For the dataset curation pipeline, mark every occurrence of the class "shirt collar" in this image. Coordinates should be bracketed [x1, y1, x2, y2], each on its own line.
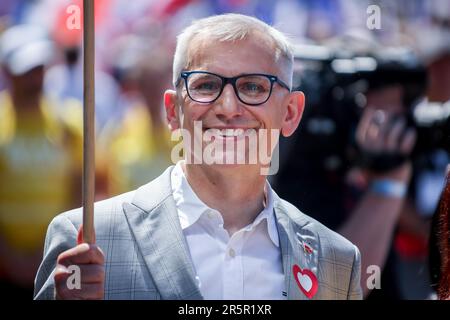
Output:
[171, 161, 209, 229]
[170, 161, 279, 247]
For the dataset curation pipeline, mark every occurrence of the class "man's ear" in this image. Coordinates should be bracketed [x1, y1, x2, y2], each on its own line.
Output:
[281, 91, 305, 137]
[164, 90, 181, 131]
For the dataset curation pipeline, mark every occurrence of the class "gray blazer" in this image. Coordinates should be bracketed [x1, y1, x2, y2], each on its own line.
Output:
[34, 166, 362, 300]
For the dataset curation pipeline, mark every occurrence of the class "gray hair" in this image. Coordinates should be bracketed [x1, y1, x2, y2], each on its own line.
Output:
[172, 13, 294, 88]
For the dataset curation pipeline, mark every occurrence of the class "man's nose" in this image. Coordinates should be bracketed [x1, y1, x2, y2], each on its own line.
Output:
[213, 83, 243, 120]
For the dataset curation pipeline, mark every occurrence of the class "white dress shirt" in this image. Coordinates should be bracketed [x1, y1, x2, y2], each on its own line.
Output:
[171, 161, 285, 300]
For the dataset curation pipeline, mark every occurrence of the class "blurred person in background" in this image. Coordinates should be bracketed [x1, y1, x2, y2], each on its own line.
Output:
[99, 34, 174, 196]
[417, 19, 450, 300]
[274, 30, 448, 299]
[0, 19, 6, 92]
[429, 166, 449, 300]
[343, 84, 421, 300]
[44, 0, 121, 133]
[0, 24, 83, 298]
[347, 80, 437, 300]
[0, 0, 42, 26]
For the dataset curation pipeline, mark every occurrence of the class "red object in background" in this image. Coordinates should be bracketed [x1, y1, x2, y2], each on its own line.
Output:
[229, 0, 249, 6]
[395, 232, 429, 259]
[152, 0, 196, 20]
[53, 0, 109, 47]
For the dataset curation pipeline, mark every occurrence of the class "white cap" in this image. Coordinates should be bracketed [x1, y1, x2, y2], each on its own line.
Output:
[0, 24, 53, 75]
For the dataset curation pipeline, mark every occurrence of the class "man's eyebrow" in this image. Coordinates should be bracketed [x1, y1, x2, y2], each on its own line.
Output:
[214, 71, 278, 77]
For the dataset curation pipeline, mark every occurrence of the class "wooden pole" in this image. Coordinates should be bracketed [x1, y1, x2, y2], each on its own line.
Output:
[82, 0, 95, 244]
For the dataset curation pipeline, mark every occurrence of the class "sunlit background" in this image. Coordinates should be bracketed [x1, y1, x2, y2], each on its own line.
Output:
[0, 0, 449, 300]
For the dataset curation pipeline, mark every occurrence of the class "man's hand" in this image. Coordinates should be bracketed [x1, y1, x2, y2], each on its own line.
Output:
[54, 226, 104, 300]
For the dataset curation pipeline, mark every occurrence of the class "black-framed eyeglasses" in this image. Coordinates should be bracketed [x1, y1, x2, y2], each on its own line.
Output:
[178, 71, 291, 106]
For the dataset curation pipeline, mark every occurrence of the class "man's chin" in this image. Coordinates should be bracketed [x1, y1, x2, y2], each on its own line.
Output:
[183, 150, 274, 176]
[199, 161, 263, 173]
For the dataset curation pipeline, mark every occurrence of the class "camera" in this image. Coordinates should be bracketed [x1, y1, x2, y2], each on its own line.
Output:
[290, 44, 450, 173]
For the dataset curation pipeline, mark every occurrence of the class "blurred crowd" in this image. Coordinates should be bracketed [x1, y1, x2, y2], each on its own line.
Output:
[0, 0, 449, 299]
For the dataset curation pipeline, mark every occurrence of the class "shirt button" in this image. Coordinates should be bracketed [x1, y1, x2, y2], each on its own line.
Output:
[207, 212, 215, 219]
[228, 248, 236, 258]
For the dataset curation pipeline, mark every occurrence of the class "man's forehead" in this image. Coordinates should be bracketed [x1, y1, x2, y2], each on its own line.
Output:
[186, 35, 280, 74]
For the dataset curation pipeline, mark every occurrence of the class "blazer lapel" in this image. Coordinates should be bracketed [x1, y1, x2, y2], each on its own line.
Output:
[123, 166, 203, 300]
[273, 194, 320, 300]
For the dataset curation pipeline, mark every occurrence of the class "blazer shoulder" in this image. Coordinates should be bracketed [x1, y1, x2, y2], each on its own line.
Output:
[55, 190, 137, 232]
[276, 197, 359, 261]
[49, 165, 175, 240]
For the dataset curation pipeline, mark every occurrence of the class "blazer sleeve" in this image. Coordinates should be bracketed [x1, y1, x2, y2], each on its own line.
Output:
[347, 244, 363, 300]
[33, 214, 78, 300]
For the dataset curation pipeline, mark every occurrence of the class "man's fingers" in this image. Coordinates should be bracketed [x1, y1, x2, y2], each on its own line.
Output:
[57, 243, 104, 267]
[77, 223, 96, 244]
[77, 224, 83, 244]
[54, 242, 105, 300]
[81, 264, 105, 283]
[55, 263, 104, 283]
[55, 280, 104, 300]
[73, 283, 104, 300]
[54, 263, 105, 300]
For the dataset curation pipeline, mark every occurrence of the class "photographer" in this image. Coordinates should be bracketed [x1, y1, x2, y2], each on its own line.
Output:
[341, 84, 422, 299]
[274, 41, 449, 299]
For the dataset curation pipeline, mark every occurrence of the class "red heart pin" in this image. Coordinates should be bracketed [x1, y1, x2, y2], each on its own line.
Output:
[293, 264, 318, 299]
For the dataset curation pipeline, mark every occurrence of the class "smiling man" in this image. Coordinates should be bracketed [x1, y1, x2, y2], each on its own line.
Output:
[34, 14, 362, 300]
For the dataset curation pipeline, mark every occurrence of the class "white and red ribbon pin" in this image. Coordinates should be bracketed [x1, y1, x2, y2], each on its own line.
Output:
[293, 264, 318, 299]
[302, 241, 313, 254]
